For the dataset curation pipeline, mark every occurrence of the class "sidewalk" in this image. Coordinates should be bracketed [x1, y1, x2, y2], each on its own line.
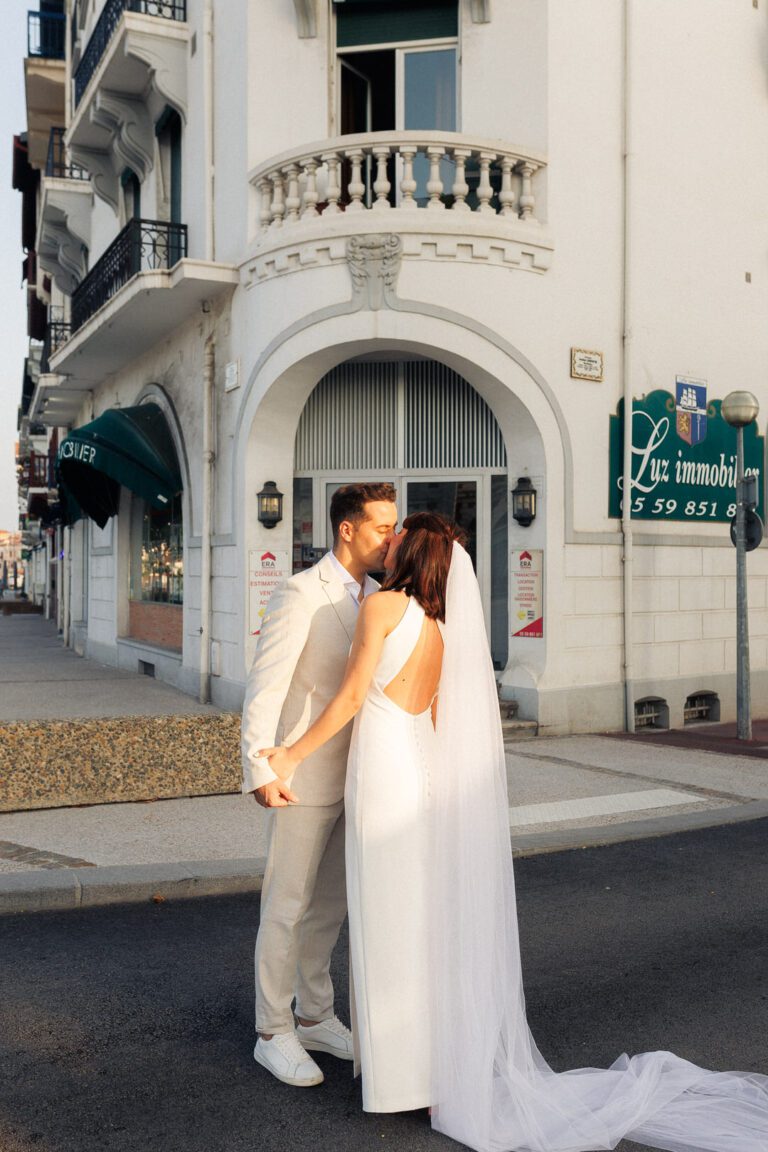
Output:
[1, 616, 767, 913]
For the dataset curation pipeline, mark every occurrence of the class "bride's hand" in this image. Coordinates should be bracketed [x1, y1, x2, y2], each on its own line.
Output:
[258, 745, 300, 781]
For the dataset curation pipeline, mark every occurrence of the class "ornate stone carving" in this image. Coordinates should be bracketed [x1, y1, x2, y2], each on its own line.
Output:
[92, 90, 154, 182]
[66, 143, 120, 212]
[127, 28, 188, 120]
[37, 183, 92, 294]
[38, 219, 87, 295]
[346, 234, 403, 310]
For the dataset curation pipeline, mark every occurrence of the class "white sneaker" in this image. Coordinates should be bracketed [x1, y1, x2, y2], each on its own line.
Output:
[296, 1015, 354, 1061]
[254, 1032, 324, 1087]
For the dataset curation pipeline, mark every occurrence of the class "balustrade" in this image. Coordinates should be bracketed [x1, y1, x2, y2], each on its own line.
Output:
[71, 218, 187, 333]
[251, 133, 544, 233]
[41, 320, 72, 372]
[74, 0, 186, 107]
[23, 454, 56, 490]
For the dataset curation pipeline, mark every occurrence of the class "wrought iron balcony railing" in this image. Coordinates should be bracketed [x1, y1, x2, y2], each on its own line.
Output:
[71, 218, 187, 333]
[27, 10, 66, 59]
[74, 0, 187, 108]
[19, 453, 56, 490]
[41, 320, 72, 372]
[46, 128, 89, 181]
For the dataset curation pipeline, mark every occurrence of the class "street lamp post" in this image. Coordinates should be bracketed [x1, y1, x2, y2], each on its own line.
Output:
[721, 391, 760, 740]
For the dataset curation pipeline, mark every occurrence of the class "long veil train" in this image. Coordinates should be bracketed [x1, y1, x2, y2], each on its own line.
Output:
[430, 543, 768, 1152]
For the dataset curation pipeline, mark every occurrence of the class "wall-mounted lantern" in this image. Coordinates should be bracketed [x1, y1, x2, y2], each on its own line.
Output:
[257, 481, 283, 529]
[511, 476, 537, 527]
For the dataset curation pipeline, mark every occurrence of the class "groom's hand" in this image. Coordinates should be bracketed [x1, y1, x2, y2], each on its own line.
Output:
[252, 780, 300, 808]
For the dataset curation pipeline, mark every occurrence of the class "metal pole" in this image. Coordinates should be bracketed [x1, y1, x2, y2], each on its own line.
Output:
[735, 425, 751, 740]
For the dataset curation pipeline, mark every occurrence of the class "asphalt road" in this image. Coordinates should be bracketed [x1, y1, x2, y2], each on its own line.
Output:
[1, 819, 766, 1152]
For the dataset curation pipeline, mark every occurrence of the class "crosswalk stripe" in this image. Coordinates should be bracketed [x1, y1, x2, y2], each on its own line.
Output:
[509, 788, 708, 828]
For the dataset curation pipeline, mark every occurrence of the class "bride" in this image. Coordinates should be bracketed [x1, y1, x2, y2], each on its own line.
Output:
[261, 512, 768, 1152]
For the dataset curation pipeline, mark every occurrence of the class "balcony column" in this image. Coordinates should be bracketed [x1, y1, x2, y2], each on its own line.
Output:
[426, 146, 446, 210]
[270, 172, 286, 228]
[301, 159, 320, 218]
[372, 145, 391, 210]
[518, 160, 538, 220]
[321, 152, 342, 214]
[477, 151, 497, 215]
[345, 149, 366, 212]
[258, 176, 274, 229]
[284, 164, 301, 223]
[452, 147, 471, 212]
[498, 155, 517, 217]
[399, 146, 418, 210]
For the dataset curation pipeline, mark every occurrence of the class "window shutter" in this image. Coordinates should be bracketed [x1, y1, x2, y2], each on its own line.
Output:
[336, 0, 457, 48]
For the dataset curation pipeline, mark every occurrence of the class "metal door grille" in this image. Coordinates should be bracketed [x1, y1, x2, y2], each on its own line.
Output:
[404, 361, 506, 469]
[294, 361, 398, 470]
[294, 360, 506, 471]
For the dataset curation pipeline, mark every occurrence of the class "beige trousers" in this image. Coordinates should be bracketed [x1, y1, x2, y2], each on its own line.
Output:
[255, 800, 347, 1034]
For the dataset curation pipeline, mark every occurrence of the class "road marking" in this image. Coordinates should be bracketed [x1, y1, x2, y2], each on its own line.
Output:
[509, 788, 709, 828]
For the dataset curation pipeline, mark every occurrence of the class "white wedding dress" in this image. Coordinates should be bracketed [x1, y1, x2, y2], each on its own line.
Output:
[345, 594, 436, 1112]
[346, 548, 768, 1150]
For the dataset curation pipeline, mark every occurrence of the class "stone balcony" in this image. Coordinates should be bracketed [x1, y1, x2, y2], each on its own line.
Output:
[66, 0, 189, 212]
[246, 131, 551, 286]
[37, 130, 92, 296]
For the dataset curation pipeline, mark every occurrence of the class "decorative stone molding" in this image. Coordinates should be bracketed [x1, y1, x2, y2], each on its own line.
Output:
[346, 234, 402, 310]
[245, 225, 552, 286]
[293, 0, 317, 38]
[37, 182, 92, 295]
[92, 90, 154, 181]
[38, 220, 86, 295]
[125, 27, 189, 121]
[65, 143, 120, 213]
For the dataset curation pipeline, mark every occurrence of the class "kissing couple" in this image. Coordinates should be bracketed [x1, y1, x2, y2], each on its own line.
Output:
[242, 482, 767, 1151]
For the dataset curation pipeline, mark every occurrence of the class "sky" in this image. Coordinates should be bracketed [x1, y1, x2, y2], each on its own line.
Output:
[0, 1, 37, 533]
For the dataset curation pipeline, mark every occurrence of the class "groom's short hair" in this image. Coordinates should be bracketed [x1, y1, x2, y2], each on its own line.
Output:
[330, 483, 397, 543]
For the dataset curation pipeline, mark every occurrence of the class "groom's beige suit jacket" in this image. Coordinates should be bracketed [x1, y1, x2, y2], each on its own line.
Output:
[241, 552, 365, 806]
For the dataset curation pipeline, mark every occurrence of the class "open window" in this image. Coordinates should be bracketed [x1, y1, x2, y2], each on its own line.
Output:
[336, 0, 458, 205]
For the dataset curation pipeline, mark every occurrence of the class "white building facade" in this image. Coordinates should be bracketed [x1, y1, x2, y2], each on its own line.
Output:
[20, 0, 768, 733]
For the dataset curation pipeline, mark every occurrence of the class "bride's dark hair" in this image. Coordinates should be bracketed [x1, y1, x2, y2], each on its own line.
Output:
[380, 512, 467, 621]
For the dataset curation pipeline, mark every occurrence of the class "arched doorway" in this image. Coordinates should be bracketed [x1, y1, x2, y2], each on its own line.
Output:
[293, 357, 509, 667]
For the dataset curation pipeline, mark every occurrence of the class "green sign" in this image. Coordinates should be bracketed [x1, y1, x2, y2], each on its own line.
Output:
[609, 391, 765, 523]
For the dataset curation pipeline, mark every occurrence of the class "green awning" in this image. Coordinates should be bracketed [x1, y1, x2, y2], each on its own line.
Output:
[57, 403, 181, 528]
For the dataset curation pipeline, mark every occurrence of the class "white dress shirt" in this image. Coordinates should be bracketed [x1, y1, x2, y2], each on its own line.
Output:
[326, 550, 378, 608]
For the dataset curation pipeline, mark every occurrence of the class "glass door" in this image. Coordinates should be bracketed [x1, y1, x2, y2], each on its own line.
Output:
[397, 46, 457, 205]
[340, 59, 374, 206]
[405, 479, 476, 568]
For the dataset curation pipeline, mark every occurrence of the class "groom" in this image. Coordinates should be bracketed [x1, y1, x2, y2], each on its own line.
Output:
[241, 482, 398, 1088]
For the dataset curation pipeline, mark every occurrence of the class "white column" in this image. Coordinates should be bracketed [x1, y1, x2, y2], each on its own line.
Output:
[452, 147, 471, 212]
[426, 145, 446, 209]
[345, 148, 366, 211]
[321, 151, 342, 213]
[372, 145, 391, 210]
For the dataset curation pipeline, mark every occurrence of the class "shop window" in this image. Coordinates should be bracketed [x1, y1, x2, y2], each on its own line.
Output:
[130, 493, 183, 604]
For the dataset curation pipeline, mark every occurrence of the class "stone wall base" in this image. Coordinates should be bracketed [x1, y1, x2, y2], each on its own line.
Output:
[0, 714, 241, 812]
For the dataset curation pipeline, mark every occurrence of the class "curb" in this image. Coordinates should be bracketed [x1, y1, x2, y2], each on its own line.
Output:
[0, 856, 266, 916]
[2, 802, 767, 916]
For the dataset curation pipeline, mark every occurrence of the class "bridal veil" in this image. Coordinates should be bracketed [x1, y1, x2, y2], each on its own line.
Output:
[429, 542, 768, 1152]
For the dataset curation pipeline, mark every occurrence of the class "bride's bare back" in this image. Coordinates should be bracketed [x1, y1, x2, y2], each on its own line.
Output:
[380, 592, 443, 715]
